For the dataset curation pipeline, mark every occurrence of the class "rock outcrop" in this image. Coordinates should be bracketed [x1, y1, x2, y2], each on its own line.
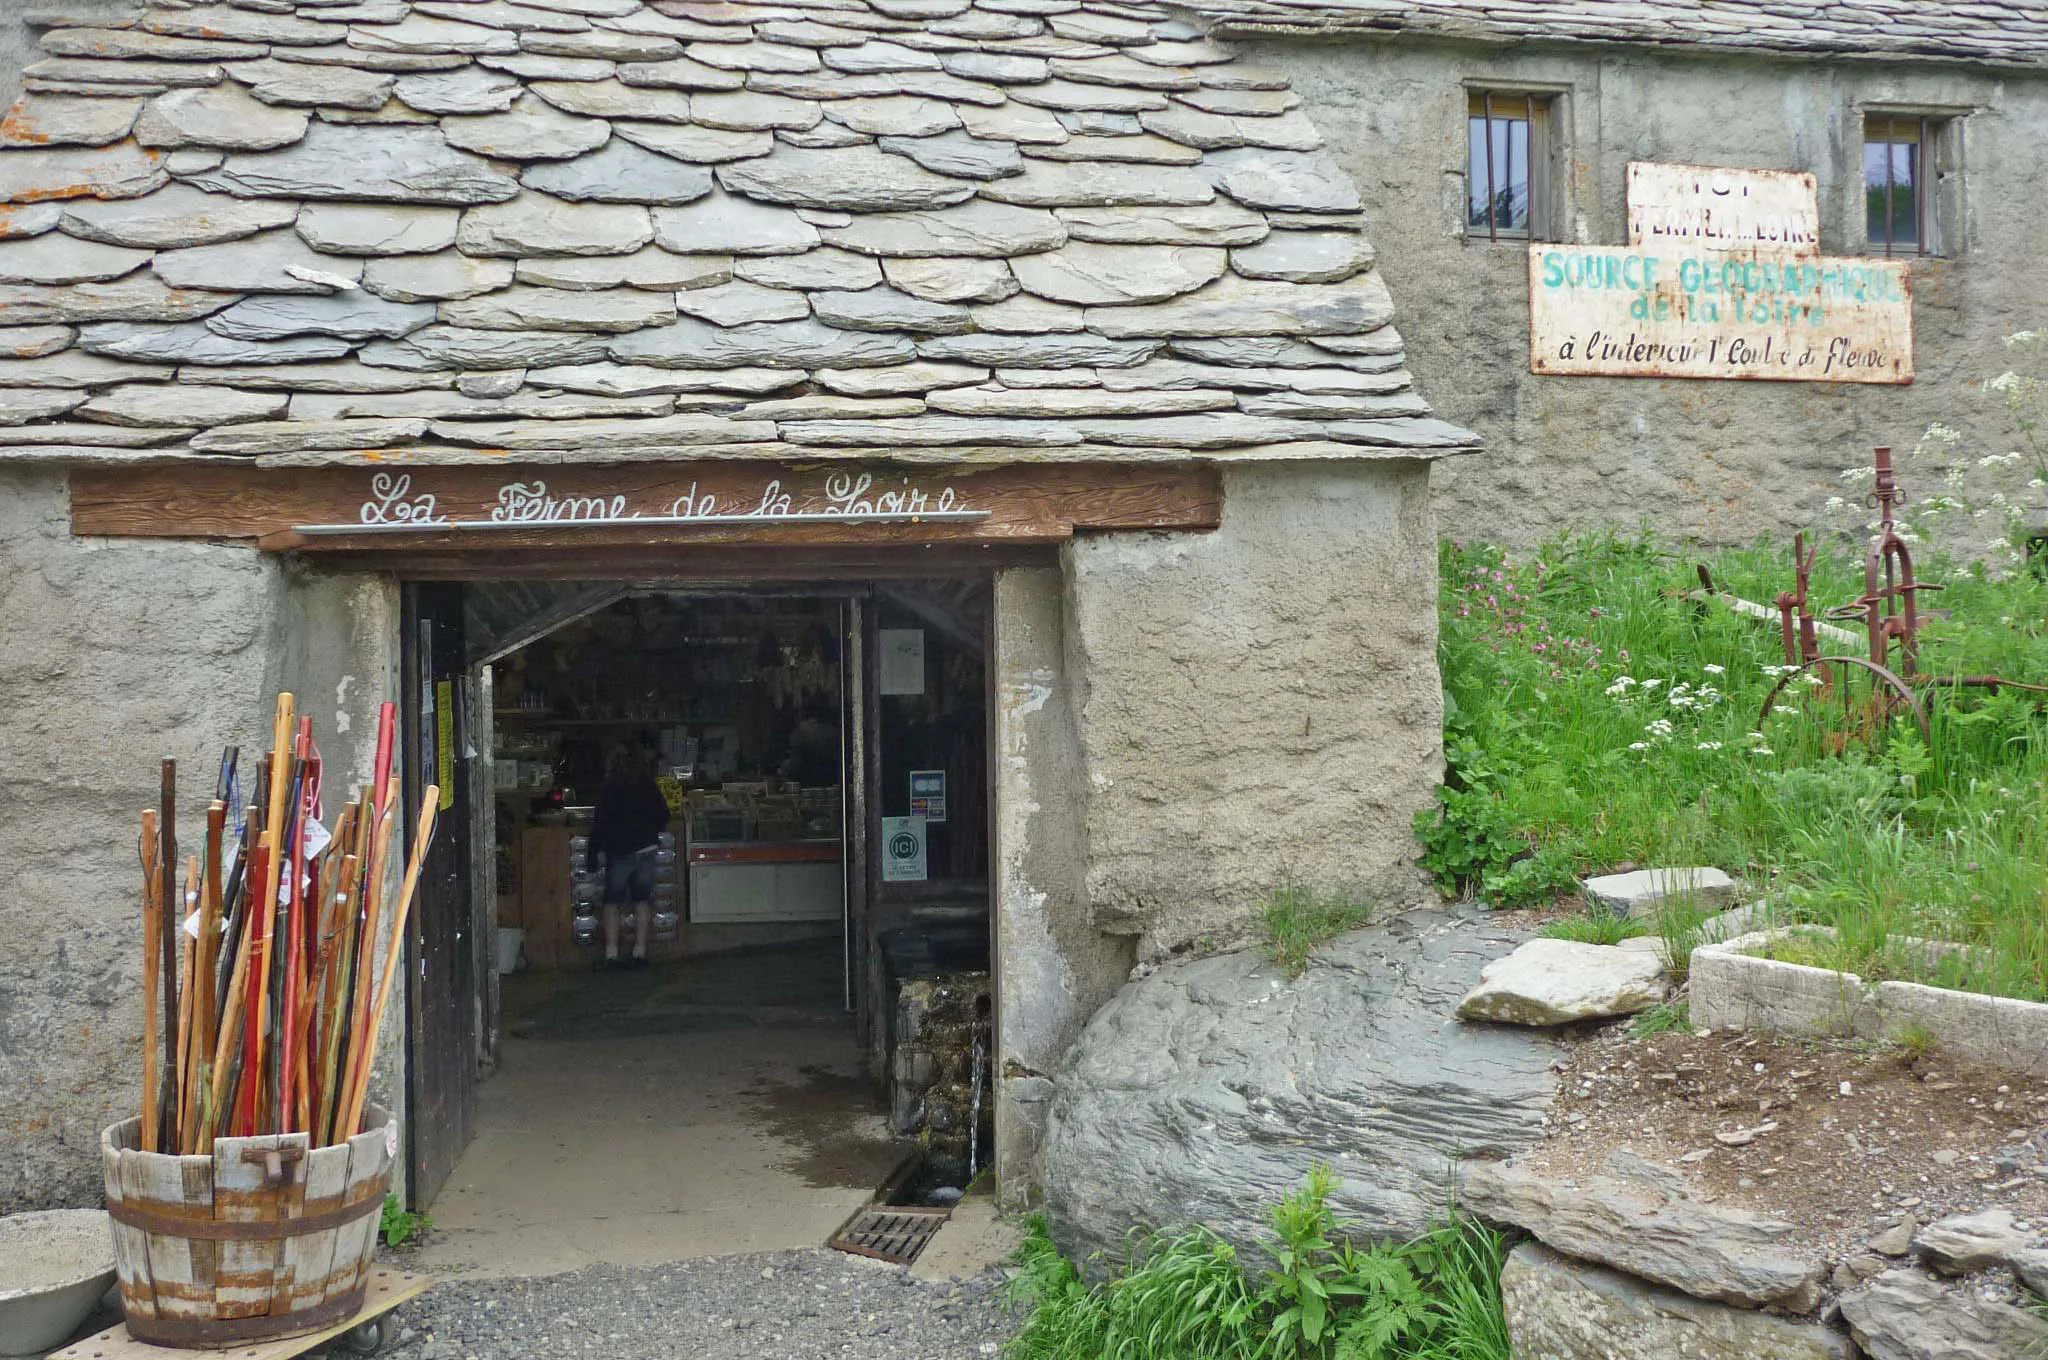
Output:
[1840, 1268, 2048, 1360]
[1041, 906, 1556, 1263]
[1455, 937, 1668, 1026]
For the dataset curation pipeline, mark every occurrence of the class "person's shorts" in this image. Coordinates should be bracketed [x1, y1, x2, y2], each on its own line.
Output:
[602, 847, 657, 904]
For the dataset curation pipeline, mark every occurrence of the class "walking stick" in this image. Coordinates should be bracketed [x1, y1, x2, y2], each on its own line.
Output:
[339, 792, 437, 1142]
[249, 694, 295, 1133]
[157, 761, 179, 1152]
[139, 813, 161, 1154]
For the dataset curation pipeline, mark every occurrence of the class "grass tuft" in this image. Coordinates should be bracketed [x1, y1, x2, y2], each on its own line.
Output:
[1261, 886, 1373, 978]
[1541, 908, 1646, 946]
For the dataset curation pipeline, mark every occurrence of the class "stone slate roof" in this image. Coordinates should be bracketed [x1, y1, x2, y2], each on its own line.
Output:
[0, 0, 1471, 469]
[1190, 0, 2048, 70]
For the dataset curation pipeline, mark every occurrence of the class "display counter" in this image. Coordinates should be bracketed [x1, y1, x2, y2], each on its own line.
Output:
[687, 838, 842, 923]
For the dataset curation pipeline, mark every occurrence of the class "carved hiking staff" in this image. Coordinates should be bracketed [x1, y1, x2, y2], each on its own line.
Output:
[157, 759, 179, 1152]
[139, 811, 162, 1155]
[339, 790, 438, 1143]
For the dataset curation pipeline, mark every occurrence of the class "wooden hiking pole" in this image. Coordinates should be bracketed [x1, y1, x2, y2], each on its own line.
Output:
[139, 812, 162, 1154]
[339, 791, 437, 1142]
[193, 801, 226, 1151]
[315, 850, 362, 1146]
[249, 694, 295, 1133]
[336, 805, 397, 1142]
[174, 857, 200, 1153]
[209, 836, 268, 1138]
[157, 761, 179, 1152]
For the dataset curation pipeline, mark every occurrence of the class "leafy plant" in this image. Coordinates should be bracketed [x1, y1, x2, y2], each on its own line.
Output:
[1263, 886, 1374, 978]
[1631, 1000, 1691, 1038]
[379, 1194, 431, 1249]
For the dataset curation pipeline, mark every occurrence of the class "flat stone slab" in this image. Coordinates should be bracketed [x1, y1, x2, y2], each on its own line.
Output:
[715, 146, 978, 213]
[296, 205, 459, 256]
[1456, 938, 1668, 1026]
[205, 293, 436, 342]
[457, 197, 653, 256]
[651, 190, 820, 256]
[1502, 1242, 1850, 1360]
[1913, 1210, 2035, 1276]
[1840, 1268, 2048, 1360]
[1692, 926, 2048, 1077]
[152, 229, 363, 294]
[1584, 867, 1741, 916]
[185, 124, 519, 205]
[1466, 1154, 1823, 1311]
[1011, 241, 1226, 306]
[522, 140, 713, 204]
[135, 83, 311, 149]
[77, 383, 286, 427]
[1, 95, 141, 148]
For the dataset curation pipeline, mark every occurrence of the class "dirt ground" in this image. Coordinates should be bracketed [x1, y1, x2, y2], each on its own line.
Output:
[1534, 1019, 2048, 1264]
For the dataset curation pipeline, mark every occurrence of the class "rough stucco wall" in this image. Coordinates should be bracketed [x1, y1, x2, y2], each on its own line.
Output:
[1064, 460, 1443, 956]
[1262, 37, 2048, 549]
[990, 567, 1132, 1208]
[0, 467, 277, 1210]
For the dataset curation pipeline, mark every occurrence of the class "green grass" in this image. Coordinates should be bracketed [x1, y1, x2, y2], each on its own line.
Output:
[1540, 907, 1646, 945]
[1005, 1168, 1513, 1360]
[1424, 518, 2048, 1001]
[1262, 886, 1374, 978]
[1631, 1001, 1692, 1038]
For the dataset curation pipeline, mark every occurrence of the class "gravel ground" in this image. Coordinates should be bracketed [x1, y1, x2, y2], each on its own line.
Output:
[384, 1249, 1018, 1360]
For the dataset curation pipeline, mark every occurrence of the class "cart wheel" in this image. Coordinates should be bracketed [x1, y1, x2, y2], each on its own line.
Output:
[337, 1317, 385, 1355]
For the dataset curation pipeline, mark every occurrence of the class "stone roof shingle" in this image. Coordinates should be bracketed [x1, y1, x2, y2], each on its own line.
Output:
[0, 0, 1472, 469]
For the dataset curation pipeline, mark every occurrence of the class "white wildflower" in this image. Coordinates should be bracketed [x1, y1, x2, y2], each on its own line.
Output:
[1628, 741, 1652, 751]
[1773, 704, 1798, 715]
[1703, 663, 1726, 675]
[1640, 678, 1663, 691]
[1696, 741, 1723, 751]
[1988, 371, 2022, 392]
[1750, 746, 1776, 757]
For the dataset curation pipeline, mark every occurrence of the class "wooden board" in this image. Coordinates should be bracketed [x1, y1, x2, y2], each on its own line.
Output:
[69, 462, 1224, 552]
[50, 1269, 432, 1360]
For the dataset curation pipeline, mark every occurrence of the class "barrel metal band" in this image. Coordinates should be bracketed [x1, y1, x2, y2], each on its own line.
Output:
[107, 1194, 382, 1240]
[124, 1287, 367, 1347]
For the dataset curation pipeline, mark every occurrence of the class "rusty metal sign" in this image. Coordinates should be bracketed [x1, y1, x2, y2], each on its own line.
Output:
[1527, 244, 1914, 384]
[1626, 162, 1820, 253]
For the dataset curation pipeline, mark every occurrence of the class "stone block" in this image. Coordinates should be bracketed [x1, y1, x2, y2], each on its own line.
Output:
[1840, 1268, 2048, 1360]
[1456, 938, 1668, 1026]
[1583, 867, 1741, 916]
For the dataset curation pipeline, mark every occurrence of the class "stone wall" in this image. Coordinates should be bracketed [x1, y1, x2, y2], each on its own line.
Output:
[1257, 36, 2048, 551]
[1063, 459, 1443, 957]
[0, 465, 403, 1210]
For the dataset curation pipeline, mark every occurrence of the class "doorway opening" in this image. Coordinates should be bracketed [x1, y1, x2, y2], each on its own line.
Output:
[399, 578, 994, 1273]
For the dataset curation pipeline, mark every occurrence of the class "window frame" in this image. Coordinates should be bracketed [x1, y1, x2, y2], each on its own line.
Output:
[1463, 86, 1561, 244]
[1860, 110, 1963, 259]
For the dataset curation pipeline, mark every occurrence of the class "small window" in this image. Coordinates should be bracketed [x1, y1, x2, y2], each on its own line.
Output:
[1467, 90, 1553, 241]
[1864, 114, 1947, 256]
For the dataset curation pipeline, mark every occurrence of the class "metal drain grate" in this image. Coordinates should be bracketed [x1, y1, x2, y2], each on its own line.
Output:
[828, 1205, 951, 1265]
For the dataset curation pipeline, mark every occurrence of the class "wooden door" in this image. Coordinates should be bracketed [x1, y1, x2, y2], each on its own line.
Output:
[401, 582, 477, 1208]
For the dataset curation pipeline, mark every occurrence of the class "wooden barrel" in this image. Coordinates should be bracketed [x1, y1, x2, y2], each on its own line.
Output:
[98, 1106, 396, 1349]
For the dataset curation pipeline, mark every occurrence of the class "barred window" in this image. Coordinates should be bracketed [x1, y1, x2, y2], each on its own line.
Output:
[1864, 114, 1948, 256]
[1467, 90, 1553, 241]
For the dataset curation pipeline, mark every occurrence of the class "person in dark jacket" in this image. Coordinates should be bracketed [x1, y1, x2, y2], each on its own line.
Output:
[588, 740, 671, 966]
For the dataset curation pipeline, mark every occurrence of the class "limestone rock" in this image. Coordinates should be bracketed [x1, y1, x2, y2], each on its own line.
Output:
[812, 286, 971, 334]
[822, 200, 1065, 258]
[1012, 242, 1226, 306]
[522, 140, 712, 203]
[734, 249, 880, 292]
[532, 80, 694, 124]
[1057, 203, 1268, 246]
[190, 418, 430, 453]
[227, 59, 397, 112]
[980, 160, 1214, 208]
[205, 293, 436, 341]
[79, 322, 353, 366]
[1456, 939, 1668, 1025]
[1840, 1269, 2048, 1360]
[186, 124, 520, 205]
[442, 97, 612, 161]
[650, 189, 818, 255]
[0, 142, 169, 204]
[529, 361, 803, 396]
[77, 384, 287, 427]
[1501, 1243, 1851, 1360]
[363, 252, 516, 302]
[0, 235, 150, 285]
[364, 325, 611, 370]
[918, 332, 1158, 369]
[154, 230, 363, 295]
[813, 361, 988, 396]
[715, 146, 975, 213]
[518, 248, 729, 291]
[674, 280, 809, 326]
[0, 276, 227, 325]
[1044, 907, 1556, 1264]
[613, 121, 773, 164]
[393, 67, 525, 115]
[296, 205, 458, 256]
[1089, 273, 1395, 340]
[611, 315, 913, 369]
[1231, 232, 1373, 284]
[59, 187, 297, 252]
[1, 95, 141, 148]
[883, 258, 1016, 304]
[1584, 868, 1742, 916]
[0, 388, 87, 421]
[457, 196, 652, 256]
[1913, 1210, 2034, 1276]
[1201, 148, 1362, 214]
[1464, 1156, 1820, 1310]
[876, 132, 1022, 181]
[135, 86, 312, 152]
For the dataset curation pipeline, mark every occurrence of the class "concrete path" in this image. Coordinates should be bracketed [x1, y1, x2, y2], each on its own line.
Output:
[419, 949, 911, 1278]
